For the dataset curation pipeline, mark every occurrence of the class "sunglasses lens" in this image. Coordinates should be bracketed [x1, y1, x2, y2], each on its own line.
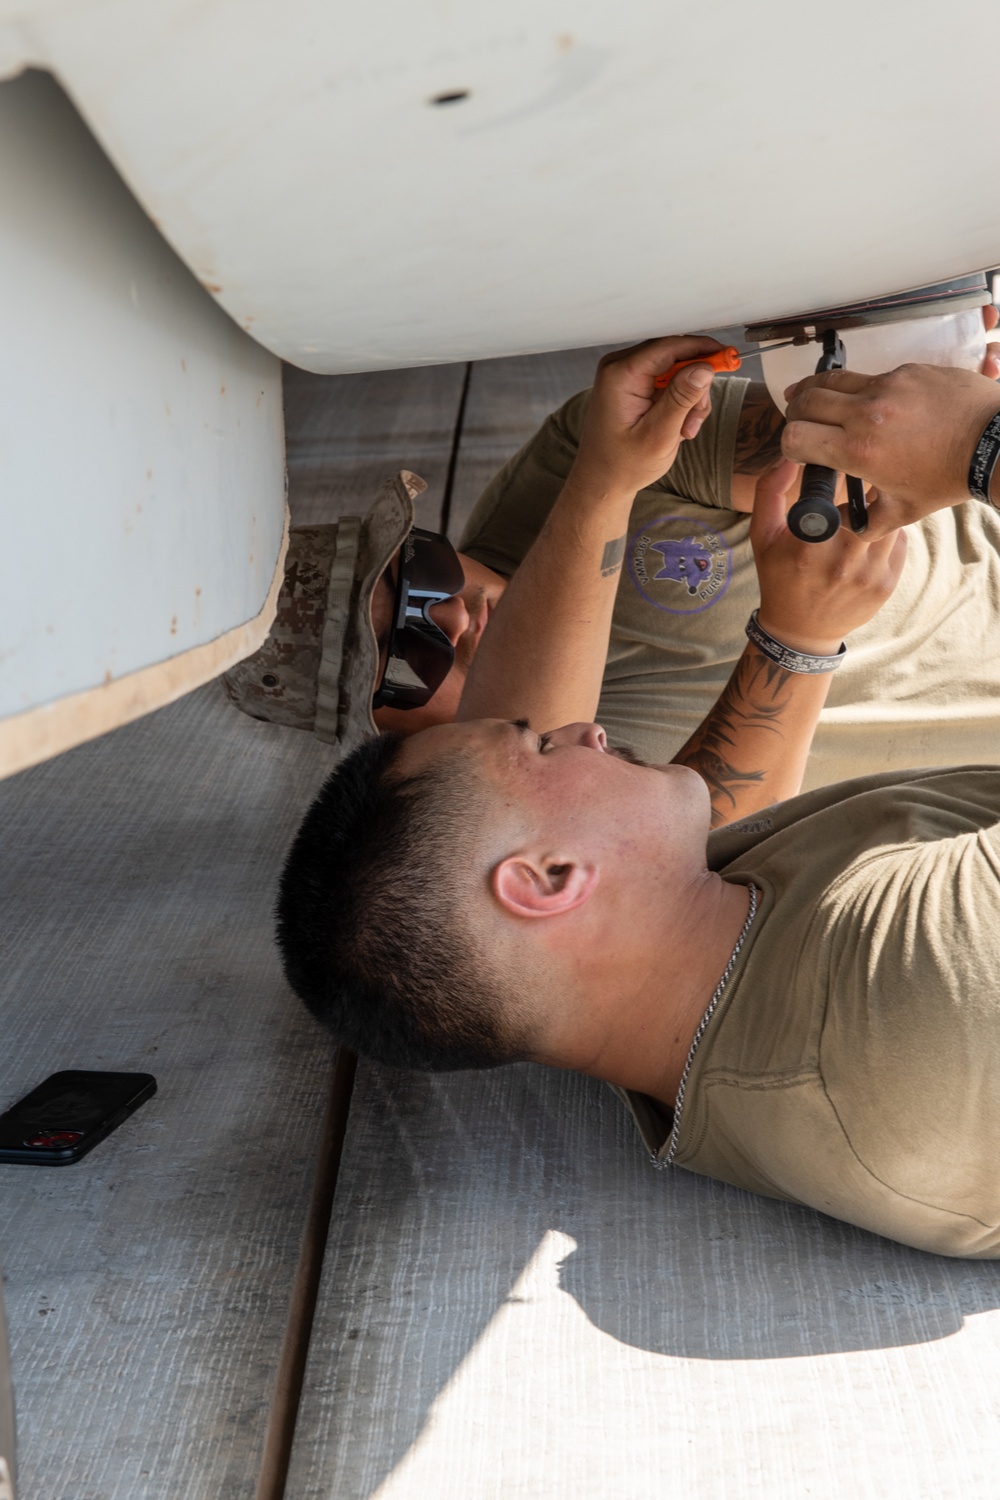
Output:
[406, 529, 466, 598]
[374, 527, 466, 710]
[379, 625, 454, 707]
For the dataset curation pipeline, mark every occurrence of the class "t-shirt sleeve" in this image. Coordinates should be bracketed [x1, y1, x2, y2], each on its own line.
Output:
[457, 390, 589, 577]
[656, 375, 747, 512]
[459, 376, 750, 577]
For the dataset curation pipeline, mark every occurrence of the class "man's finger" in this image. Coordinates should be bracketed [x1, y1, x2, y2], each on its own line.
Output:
[681, 391, 713, 440]
[748, 459, 801, 546]
[876, 526, 908, 576]
[613, 333, 724, 381]
[834, 490, 901, 541]
[782, 418, 850, 470]
[784, 369, 875, 402]
[661, 362, 715, 411]
[831, 500, 902, 548]
[859, 519, 904, 559]
[785, 384, 862, 426]
[889, 527, 908, 576]
[640, 333, 724, 370]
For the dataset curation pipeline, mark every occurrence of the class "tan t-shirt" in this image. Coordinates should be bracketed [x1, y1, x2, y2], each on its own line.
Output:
[621, 767, 1000, 1259]
[459, 379, 1000, 787]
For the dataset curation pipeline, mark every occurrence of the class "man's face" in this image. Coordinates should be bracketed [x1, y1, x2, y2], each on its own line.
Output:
[396, 718, 711, 867]
[371, 550, 508, 736]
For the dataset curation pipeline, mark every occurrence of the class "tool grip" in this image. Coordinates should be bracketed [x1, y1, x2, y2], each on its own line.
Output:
[653, 348, 742, 388]
[787, 465, 842, 543]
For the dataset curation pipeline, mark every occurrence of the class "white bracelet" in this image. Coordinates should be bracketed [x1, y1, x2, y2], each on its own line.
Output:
[746, 610, 846, 674]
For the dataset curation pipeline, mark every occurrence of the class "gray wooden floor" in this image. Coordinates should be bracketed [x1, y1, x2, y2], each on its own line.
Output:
[8, 339, 1000, 1500]
[288, 1063, 1000, 1500]
[282, 343, 615, 539]
[0, 680, 337, 1500]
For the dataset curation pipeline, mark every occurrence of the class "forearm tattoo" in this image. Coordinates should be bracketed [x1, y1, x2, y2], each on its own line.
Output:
[601, 534, 627, 577]
[673, 650, 796, 826]
[733, 382, 786, 475]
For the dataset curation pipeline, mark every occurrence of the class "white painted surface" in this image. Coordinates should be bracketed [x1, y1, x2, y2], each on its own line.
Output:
[0, 71, 285, 736]
[2, 0, 997, 373]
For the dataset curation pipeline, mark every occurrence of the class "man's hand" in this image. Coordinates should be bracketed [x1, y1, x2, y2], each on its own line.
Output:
[751, 460, 907, 652]
[571, 335, 727, 497]
[672, 461, 906, 827]
[782, 364, 1000, 536]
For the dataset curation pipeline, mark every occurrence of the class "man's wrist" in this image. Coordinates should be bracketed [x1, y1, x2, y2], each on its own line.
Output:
[561, 463, 637, 512]
[566, 456, 638, 504]
[754, 611, 843, 661]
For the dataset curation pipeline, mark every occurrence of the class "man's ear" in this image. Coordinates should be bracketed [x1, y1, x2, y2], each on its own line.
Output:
[491, 854, 599, 919]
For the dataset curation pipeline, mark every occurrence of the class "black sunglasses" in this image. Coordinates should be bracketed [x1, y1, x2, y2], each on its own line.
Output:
[373, 527, 466, 710]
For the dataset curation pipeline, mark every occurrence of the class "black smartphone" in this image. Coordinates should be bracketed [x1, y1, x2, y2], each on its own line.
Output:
[0, 1070, 157, 1165]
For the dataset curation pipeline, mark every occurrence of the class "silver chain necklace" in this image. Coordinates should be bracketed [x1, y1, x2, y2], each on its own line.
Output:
[655, 882, 758, 1169]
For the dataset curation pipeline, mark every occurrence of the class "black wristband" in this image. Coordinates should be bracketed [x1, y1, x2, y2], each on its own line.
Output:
[746, 610, 846, 674]
[968, 410, 1000, 507]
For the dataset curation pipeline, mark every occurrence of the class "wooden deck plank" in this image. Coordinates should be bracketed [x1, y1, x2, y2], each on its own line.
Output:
[0, 682, 337, 1500]
[445, 346, 614, 544]
[287, 1060, 1000, 1500]
[283, 363, 468, 530]
[283, 332, 750, 544]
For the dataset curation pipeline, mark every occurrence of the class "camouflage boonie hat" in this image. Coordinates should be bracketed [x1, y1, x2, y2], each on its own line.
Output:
[224, 470, 426, 757]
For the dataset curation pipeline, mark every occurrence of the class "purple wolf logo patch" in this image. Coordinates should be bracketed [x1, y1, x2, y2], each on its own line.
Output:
[650, 538, 713, 595]
[628, 516, 733, 615]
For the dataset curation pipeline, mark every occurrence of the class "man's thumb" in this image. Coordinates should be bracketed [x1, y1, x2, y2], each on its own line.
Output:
[662, 363, 715, 413]
[749, 459, 801, 543]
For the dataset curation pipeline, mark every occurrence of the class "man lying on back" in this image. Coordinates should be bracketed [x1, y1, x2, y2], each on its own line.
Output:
[276, 350, 1000, 1259]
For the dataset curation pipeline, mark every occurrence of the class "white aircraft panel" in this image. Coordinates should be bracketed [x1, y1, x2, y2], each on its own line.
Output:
[0, 70, 286, 776]
[2, 0, 997, 372]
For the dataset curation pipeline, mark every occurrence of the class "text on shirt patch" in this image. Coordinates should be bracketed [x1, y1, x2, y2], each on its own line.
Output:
[628, 516, 732, 615]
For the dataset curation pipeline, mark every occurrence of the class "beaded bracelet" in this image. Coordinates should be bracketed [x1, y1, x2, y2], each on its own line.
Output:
[745, 609, 846, 674]
[968, 410, 1000, 508]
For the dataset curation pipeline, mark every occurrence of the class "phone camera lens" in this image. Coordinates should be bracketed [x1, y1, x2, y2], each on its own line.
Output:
[24, 1130, 84, 1148]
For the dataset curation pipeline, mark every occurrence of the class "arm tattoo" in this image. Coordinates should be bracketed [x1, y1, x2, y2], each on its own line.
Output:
[733, 382, 786, 475]
[672, 650, 796, 826]
[601, 533, 627, 577]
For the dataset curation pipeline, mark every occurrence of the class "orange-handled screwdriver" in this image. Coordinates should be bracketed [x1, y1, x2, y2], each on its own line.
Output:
[653, 339, 799, 388]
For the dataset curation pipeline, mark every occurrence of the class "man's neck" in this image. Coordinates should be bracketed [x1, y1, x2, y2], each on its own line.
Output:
[575, 871, 755, 1108]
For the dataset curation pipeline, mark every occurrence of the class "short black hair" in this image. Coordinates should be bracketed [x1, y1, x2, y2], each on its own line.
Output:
[276, 732, 531, 1070]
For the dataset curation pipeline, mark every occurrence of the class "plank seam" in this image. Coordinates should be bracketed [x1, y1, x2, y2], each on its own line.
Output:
[440, 362, 474, 537]
[254, 1046, 359, 1500]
